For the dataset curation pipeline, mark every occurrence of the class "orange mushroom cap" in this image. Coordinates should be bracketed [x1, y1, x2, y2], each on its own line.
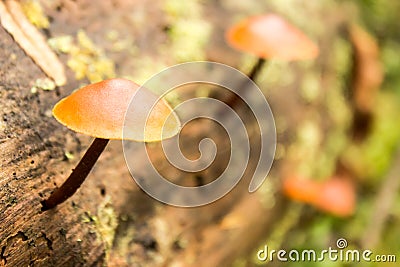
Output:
[226, 14, 319, 60]
[53, 78, 181, 142]
[283, 176, 319, 204]
[283, 176, 355, 217]
[314, 178, 356, 217]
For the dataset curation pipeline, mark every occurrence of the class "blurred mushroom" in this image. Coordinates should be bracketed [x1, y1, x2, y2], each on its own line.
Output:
[226, 14, 319, 81]
[283, 176, 355, 217]
[42, 78, 180, 210]
[223, 14, 319, 108]
[348, 24, 383, 141]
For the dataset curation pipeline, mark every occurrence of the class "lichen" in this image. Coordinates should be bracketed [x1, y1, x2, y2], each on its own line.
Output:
[78, 196, 118, 261]
[48, 30, 116, 83]
[95, 196, 118, 251]
[166, 19, 211, 62]
[105, 30, 137, 53]
[6, 196, 17, 207]
[163, 0, 211, 62]
[300, 72, 320, 103]
[343, 92, 400, 181]
[257, 177, 277, 210]
[257, 60, 295, 89]
[21, 0, 49, 29]
[68, 30, 116, 82]
[48, 35, 74, 54]
[31, 78, 56, 91]
[64, 151, 74, 160]
[251, 203, 303, 265]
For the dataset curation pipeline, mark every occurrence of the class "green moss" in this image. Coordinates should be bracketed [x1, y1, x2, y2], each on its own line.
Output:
[48, 35, 74, 54]
[293, 120, 323, 177]
[6, 196, 17, 207]
[300, 73, 320, 103]
[343, 92, 400, 181]
[163, 0, 211, 62]
[332, 37, 352, 77]
[64, 151, 75, 160]
[21, 0, 49, 29]
[31, 78, 56, 91]
[164, 0, 202, 19]
[48, 30, 115, 83]
[95, 196, 118, 251]
[251, 203, 303, 265]
[78, 196, 117, 258]
[168, 19, 211, 62]
[382, 41, 400, 93]
[257, 61, 295, 89]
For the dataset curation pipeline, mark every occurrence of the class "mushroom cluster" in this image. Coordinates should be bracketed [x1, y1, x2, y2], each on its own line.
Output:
[44, 13, 320, 210]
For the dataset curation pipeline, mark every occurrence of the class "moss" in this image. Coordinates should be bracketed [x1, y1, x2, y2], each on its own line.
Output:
[167, 19, 211, 62]
[31, 78, 56, 91]
[105, 30, 136, 53]
[343, 92, 400, 181]
[257, 177, 277, 210]
[95, 196, 118, 251]
[291, 120, 323, 178]
[300, 72, 320, 103]
[77, 197, 117, 261]
[48, 30, 115, 83]
[6, 196, 17, 207]
[163, 0, 211, 62]
[164, 0, 202, 19]
[257, 60, 295, 89]
[251, 203, 303, 265]
[21, 0, 49, 29]
[48, 36, 74, 54]
[64, 151, 74, 160]
[68, 30, 116, 82]
[268, 0, 329, 37]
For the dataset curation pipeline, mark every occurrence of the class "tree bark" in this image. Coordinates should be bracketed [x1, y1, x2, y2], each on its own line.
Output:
[0, 1, 356, 266]
[0, 26, 106, 266]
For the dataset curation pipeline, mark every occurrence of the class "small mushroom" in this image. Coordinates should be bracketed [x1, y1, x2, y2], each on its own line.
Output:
[226, 14, 319, 64]
[224, 14, 319, 107]
[283, 176, 355, 217]
[314, 177, 355, 217]
[42, 78, 180, 210]
[226, 14, 319, 77]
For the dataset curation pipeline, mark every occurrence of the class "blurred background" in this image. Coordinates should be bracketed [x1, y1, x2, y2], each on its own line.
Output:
[1, 0, 400, 266]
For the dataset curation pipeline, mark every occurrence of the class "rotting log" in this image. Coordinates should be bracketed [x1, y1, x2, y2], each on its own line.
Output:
[0, 26, 106, 267]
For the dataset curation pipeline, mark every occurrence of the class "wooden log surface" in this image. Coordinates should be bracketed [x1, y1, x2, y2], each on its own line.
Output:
[0, 25, 106, 266]
[0, 1, 353, 266]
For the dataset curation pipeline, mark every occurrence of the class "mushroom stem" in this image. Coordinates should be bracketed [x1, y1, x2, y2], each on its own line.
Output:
[248, 57, 266, 81]
[224, 58, 266, 108]
[42, 138, 109, 210]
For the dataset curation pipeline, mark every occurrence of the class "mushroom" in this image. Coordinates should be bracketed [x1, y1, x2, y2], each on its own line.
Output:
[42, 78, 180, 210]
[283, 176, 355, 217]
[226, 13, 319, 81]
[314, 177, 355, 217]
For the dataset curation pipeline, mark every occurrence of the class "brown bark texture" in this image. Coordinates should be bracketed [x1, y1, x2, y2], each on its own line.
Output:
[0, 0, 358, 266]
